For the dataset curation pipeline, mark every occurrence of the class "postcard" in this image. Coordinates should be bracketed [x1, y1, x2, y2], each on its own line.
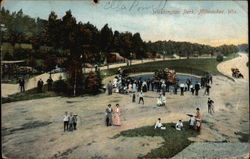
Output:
[1, 0, 249, 159]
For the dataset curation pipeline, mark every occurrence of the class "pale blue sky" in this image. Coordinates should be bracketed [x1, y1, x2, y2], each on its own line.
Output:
[2, 0, 248, 46]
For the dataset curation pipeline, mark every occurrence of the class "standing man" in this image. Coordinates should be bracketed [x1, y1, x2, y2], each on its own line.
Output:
[190, 84, 194, 95]
[161, 81, 166, 94]
[207, 98, 215, 114]
[132, 92, 136, 102]
[73, 114, 78, 130]
[138, 91, 144, 105]
[19, 78, 25, 92]
[204, 83, 211, 96]
[194, 82, 200, 96]
[68, 112, 74, 131]
[107, 81, 113, 95]
[180, 83, 185, 96]
[37, 78, 44, 92]
[47, 77, 53, 91]
[209, 74, 213, 84]
[105, 104, 113, 126]
[63, 112, 69, 132]
[186, 79, 191, 91]
[174, 83, 178, 95]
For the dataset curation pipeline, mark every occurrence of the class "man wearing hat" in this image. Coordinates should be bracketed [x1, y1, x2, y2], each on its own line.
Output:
[73, 114, 78, 130]
[105, 104, 113, 126]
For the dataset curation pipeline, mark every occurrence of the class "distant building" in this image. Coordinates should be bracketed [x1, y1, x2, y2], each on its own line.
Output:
[107, 52, 126, 63]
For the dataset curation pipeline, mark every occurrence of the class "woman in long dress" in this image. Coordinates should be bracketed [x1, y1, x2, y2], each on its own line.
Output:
[194, 108, 202, 131]
[113, 104, 121, 126]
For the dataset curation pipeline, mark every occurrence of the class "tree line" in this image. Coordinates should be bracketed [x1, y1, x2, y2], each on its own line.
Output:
[1, 8, 239, 64]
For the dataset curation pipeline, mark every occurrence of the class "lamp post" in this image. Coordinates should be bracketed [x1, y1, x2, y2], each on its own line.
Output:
[1, 24, 7, 79]
[163, 51, 166, 61]
[130, 52, 133, 66]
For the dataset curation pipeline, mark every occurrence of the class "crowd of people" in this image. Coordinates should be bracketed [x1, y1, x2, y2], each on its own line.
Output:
[103, 69, 214, 133]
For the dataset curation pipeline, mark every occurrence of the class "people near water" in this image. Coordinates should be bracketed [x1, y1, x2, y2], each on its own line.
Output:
[157, 93, 166, 106]
[113, 104, 121, 126]
[161, 81, 166, 94]
[142, 81, 147, 92]
[63, 112, 69, 132]
[138, 91, 144, 105]
[37, 78, 44, 92]
[186, 79, 191, 91]
[157, 94, 163, 106]
[174, 83, 178, 95]
[194, 108, 202, 131]
[132, 82, 137, 93]
[107, 81, 113, 95]
[105, 104, 113, 126]
[154, 118, 166, 129]
[132, 92, 136, 102]
[190, 84, 194, 95]
[47, 76, 53, 91]
[179, 83, 185, 96]
[128, 83, 132, 93]
[194, 82, 200, 96]
[175, 120, 184, 131]
[18, 77, 25, 92]
[204, 83, 211, 96]
[207, 98, 215, 114]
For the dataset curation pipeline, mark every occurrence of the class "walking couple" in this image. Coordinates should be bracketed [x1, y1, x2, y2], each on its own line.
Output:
[105, 104, 121, 126]
[63, 112, 78, 132]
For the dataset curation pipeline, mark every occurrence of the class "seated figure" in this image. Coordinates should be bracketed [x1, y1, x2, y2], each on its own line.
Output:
[189, 116, 195, 128]
[157, 97, 162, 106]
[175, 120, 183, 131]
[154, 118, 166, 130]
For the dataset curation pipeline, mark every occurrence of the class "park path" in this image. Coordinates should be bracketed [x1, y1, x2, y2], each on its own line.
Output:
[1, 73, 66, 97]
[217, 52, 249, 82]
[174, 53, 249, 159]
[1, 55, 214, 97]
[0, 57, 176, 97]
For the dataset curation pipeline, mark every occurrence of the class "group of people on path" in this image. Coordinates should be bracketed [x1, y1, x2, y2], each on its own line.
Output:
[37, 77, 54, 92]
[18, 76, 54, 93]
[63, 112, 78, 132]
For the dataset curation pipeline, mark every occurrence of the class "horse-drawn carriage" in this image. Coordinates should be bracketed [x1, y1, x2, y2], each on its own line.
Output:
[231, 68, 244, 78]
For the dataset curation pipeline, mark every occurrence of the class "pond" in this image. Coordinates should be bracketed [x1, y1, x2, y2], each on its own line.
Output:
[132, 74, 200, 84]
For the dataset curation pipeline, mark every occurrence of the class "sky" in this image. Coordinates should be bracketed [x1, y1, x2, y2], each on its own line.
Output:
[2, 0, 249, 46]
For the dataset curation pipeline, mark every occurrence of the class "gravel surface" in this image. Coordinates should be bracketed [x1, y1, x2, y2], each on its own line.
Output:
[174, 142, 249, 159]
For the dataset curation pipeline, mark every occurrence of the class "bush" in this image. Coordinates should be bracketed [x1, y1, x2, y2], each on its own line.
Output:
[53, 79, 72, 95]
[85, 71, 100, 94]
[216, 54, 224, 62]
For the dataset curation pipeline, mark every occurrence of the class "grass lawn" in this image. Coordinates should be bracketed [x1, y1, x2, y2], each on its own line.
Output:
[1, 87, 58, 104]
[101, 53, 238, 78]
[113, 121, 199, 158]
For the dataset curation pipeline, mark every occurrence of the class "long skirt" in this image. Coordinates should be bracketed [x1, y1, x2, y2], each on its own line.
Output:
[113, 113, 121, 126]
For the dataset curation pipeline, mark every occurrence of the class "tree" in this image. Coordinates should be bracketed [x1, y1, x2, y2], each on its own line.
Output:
[132, 32, 145, 59]
[216, 54, 224, 62]
[85, 71, 99, 94]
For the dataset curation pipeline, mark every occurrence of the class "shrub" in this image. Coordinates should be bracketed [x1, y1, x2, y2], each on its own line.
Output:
[216, 54, 224, 62]
[85, 71, 101, 94]
[53, 79, 71, 95]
